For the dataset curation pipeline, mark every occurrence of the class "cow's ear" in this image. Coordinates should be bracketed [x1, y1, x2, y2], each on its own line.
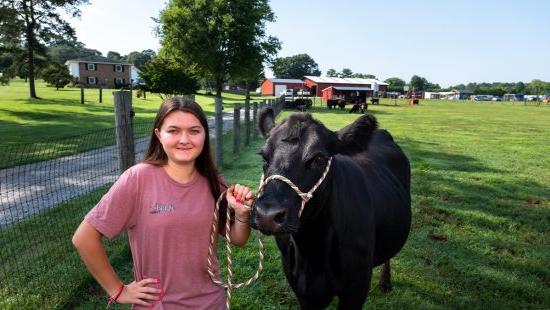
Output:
[258, 107, 275, 137]
[336, 113, 378, 154]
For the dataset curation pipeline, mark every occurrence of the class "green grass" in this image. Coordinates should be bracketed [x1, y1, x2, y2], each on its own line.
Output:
[1, 82, 549, 308]
[0, 79, 273, 168]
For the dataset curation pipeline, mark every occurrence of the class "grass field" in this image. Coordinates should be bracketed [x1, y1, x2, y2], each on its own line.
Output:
[1, 80, 549, 308]
[0, 79, 274, 168]
[0, 79, 273, 145]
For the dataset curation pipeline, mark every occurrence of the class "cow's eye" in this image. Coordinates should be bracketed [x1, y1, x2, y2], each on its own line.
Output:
[307, 154, 326, 167]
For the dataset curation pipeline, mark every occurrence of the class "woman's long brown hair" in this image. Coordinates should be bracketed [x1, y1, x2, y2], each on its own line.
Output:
[143, 96, 230, 231]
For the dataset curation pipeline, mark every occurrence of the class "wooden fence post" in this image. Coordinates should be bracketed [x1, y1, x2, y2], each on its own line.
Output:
[244, 100, 251, 146]
[113, 91, 135, 173]
[215, 97, 223, 168]
[253, 102, 258, 139]
[233, 103, 241, 155]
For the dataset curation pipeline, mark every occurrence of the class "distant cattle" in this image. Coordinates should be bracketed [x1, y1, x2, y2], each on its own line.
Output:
[252, 108, 411, 309]
[349, 101, 368, 113]
[327, 99, 346, 110]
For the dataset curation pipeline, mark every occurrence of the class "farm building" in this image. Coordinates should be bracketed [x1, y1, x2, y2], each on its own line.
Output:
[321, 86, 370, 103]
[65, 55, 133, 88]
[260, 78, 304, 96]
[303, 76, 388, 97]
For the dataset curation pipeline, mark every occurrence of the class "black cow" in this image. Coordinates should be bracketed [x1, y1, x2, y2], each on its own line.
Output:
[349, 101, 368, 114]
[252, 108, 411, 309]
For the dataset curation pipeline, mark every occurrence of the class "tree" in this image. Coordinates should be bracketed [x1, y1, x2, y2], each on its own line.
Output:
[0, 0, 89, 98]
[384, 77, 406, 92]
[340, 68, 353, 78]
[326, 68, 338, 77]
[159, 0, 280, 98]
[40, 62, 72, 89]
[271, 54, 321, 79]
[47, 42, 101, 64]
[106, 51, 121, 61]
[410, 75, 429, 91]
[123, 49, 156, 70]
[139, 57, 199, 99]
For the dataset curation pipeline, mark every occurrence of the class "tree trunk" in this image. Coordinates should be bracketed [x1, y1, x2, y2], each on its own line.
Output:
[27, 42, 37, 98]
[215, 77, 223, 99]
[23, 0, 37, 99]
[245, 81, 251, 100]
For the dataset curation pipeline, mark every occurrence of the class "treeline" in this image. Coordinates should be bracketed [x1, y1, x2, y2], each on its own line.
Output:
[384, 76, 550, 95]
[448, 81, 550, 96]
[0, 39, 156, 89]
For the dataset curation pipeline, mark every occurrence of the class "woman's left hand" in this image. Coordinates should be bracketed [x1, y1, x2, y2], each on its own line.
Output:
[226, 184, 254, 219]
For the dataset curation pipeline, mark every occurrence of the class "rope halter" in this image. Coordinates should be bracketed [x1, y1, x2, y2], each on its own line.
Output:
[257, 156, 333, 217]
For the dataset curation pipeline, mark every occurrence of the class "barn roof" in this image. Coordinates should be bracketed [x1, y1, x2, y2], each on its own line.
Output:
[304, 76, 388, 86]
[322, 86, 371, 92]
[267, 78, 304, 83]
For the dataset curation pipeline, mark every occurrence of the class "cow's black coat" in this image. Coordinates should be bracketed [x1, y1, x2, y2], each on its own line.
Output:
[252, 108, 411, 309]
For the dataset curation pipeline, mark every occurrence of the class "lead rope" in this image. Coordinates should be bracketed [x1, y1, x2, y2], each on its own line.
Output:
[207, 190, 264, 310]
[207, 156, 332, 309]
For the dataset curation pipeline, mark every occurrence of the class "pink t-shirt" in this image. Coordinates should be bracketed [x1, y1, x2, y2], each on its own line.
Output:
[85, 163, 226, 309]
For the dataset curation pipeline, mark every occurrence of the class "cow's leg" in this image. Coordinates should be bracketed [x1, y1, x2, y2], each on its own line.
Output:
[379, 260, 392, 292]
[336, 269, 372, 310]
[297, 294, 334, 310]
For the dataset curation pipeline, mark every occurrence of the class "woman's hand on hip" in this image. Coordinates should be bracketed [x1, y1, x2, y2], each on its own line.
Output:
[117, 278, 162, 306]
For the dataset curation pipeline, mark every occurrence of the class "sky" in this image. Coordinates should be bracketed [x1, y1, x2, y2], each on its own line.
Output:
[66, 0, 550, 87]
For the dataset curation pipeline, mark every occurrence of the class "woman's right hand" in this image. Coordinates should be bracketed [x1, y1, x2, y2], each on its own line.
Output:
[116, 278, 163, 306]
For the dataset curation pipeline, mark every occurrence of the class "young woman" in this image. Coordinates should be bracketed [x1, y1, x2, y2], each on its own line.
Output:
[72, 97, 253, 309]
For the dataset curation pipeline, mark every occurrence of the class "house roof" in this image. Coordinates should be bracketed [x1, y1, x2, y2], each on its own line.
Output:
[304, 76, 389, 86]
[267, 78, 304, 84]
[65, 55, 132, 65]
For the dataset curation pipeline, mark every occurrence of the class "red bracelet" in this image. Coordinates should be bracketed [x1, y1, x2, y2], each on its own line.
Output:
[108, 284, 125, 305]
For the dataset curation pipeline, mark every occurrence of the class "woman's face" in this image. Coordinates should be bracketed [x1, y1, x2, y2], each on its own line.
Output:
[155, 111, 206, 166]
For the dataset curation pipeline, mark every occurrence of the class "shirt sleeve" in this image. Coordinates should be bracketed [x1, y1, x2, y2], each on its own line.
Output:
[85, 167, 139, 239]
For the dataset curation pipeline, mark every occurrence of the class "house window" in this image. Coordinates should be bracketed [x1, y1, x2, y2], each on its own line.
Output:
[114, 78, 124, 85]
[87, 77, 96, 84]
[87, 63, 96, 71]
[115, 65, 123, 72]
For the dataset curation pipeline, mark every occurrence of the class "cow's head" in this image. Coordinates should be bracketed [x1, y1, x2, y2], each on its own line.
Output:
[251, 108, 377, 235]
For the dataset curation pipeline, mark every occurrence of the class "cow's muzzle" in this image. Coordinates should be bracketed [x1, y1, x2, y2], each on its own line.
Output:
[250, 198, 291, 235]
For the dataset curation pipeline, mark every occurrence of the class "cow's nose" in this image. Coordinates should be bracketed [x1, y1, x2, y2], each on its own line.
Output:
[254, 204, 287, 234]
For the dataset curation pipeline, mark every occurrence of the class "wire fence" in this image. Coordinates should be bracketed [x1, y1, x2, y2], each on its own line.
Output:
[0, 93, 285, 305]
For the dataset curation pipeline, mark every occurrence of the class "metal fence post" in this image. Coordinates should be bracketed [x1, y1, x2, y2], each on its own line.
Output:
[80, 85, 84, 104]
[113, 91, 135, 173]
[233, 103, 241, 155]
[215, 97, 223, 168]
[253, 102, 258, 139]
[99, 86, 103, 103]
[245, 100, 251, 146]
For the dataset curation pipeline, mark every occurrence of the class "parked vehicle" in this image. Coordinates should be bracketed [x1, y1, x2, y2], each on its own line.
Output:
[472, 95, 493, 101]
[492, 96, 502, 101]
[503, 93, 524, 101]
[280, 89, 294, 96]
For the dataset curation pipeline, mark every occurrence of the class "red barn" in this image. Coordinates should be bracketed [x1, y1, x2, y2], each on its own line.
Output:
[260, 78, 304, 96]
[303, 76, 388, 97]
[322, 86, 372, 102]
